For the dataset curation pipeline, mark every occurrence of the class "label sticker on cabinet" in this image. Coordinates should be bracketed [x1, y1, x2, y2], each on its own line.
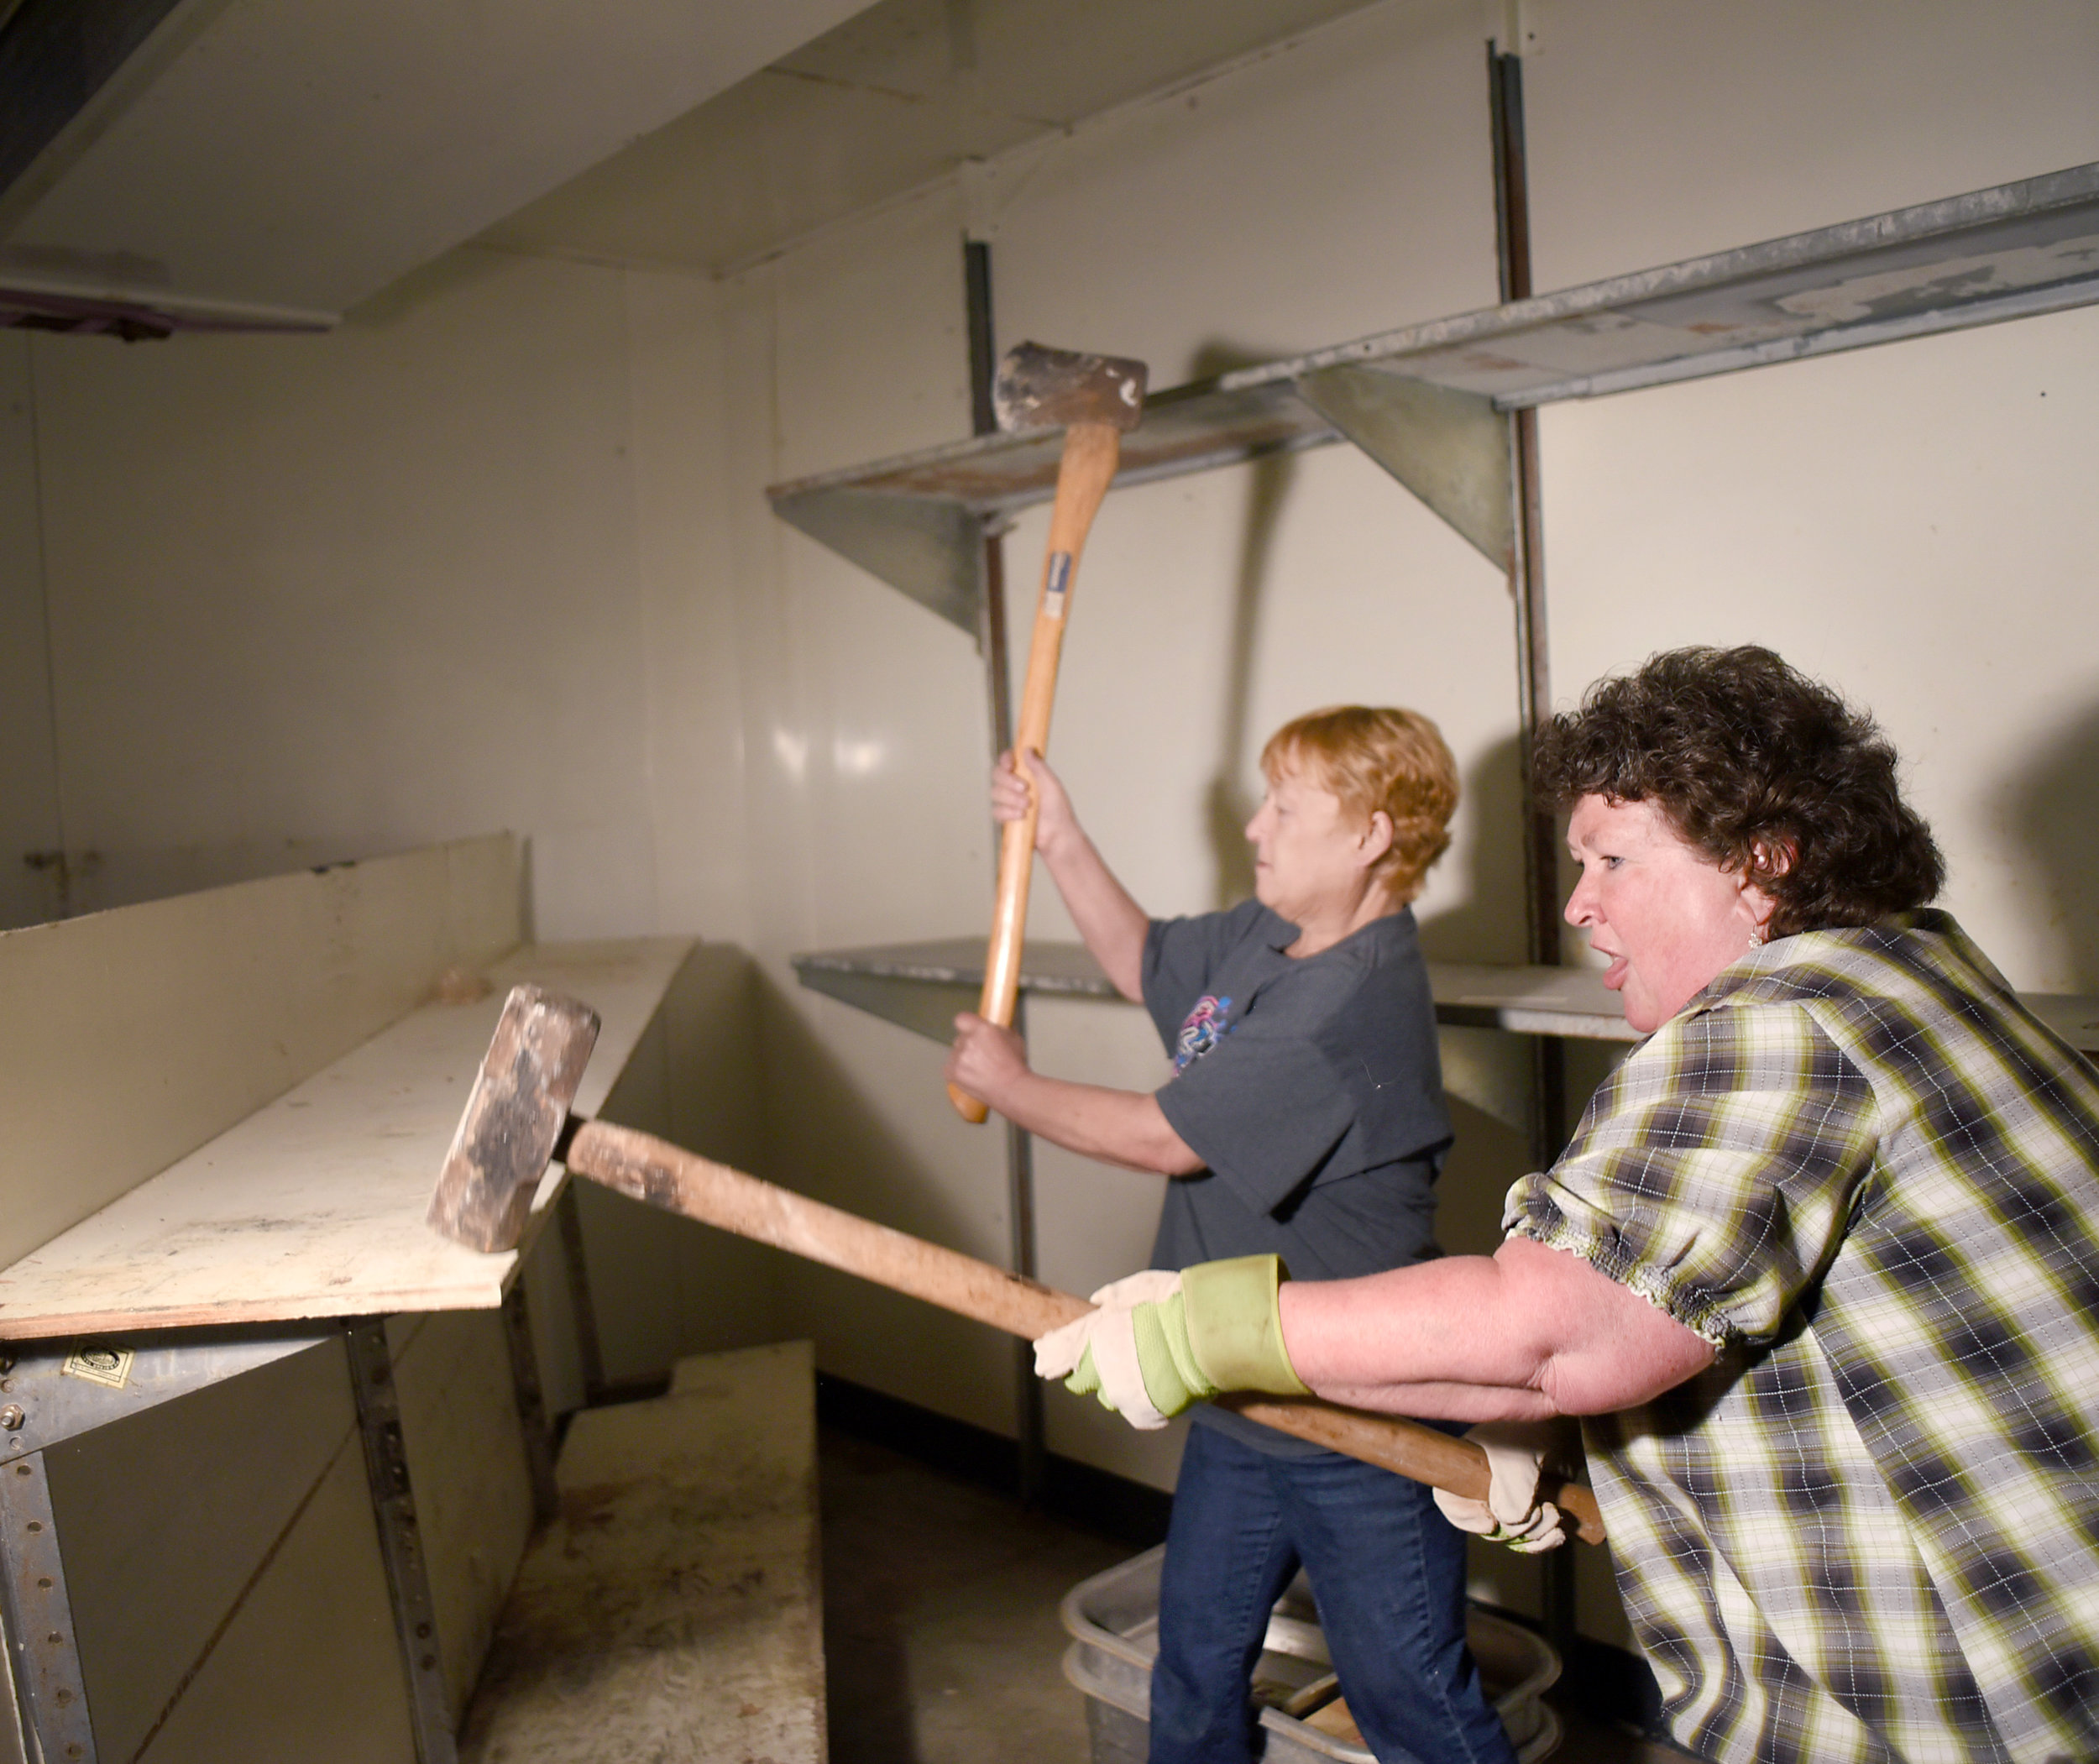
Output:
[63, 1345, 133, 1390]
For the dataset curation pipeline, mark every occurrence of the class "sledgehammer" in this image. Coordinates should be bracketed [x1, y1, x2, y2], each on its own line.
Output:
[427, 984, 1604, 1542]
[948, 342, 1147, 1124]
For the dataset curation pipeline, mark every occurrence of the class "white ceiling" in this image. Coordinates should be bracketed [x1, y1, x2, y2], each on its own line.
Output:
[0, 0, 1389, 326]
[0, 0, 875, 323]
[480, 0, 1391, 277]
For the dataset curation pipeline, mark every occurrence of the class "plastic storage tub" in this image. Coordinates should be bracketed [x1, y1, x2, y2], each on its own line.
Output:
[1061, 1545, 1560, 1763]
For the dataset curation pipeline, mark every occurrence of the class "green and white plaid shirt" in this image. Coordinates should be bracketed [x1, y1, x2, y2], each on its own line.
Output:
[1508, 913, 2099, 1764]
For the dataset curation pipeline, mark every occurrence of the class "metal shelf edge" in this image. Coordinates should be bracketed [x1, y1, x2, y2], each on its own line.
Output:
[764, 160, 2099, 518]
[791, 941, 2099, 1056]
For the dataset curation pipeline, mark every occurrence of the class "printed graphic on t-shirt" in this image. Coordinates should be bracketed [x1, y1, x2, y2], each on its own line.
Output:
[1175, 995, 1233, 1070]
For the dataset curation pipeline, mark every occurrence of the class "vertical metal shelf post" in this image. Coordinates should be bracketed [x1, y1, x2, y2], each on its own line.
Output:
[1491, 39, 1577, 1660]
[500, 1279, 561, 1528]
[346, 1321, 458, 1764]
[556, 1180, 609, 1407]
[0, 1450, 92, 1762]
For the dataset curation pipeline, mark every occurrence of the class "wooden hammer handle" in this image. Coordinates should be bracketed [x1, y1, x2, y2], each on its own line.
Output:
[950, 421, 1125, 1123]
[564, 1118, 1604, 1543]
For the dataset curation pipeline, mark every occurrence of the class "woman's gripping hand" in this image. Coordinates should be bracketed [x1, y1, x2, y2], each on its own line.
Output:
[993, 748, 1078, 855]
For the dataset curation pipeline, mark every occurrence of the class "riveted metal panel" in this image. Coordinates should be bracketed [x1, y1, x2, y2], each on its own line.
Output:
[0, 1453, 92, 1762]
[347, 1322, 458, 1764]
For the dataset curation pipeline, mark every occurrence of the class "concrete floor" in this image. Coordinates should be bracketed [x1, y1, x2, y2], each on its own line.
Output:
[816, 1424, 1695, 1764]
[819, 1425, 1127, 1762]
[461, 1347, 825, 1762]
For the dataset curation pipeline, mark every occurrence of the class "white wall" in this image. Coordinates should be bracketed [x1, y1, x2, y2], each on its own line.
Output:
[18, 249, 750, 941]
[716, 186, 1027, 1427]
[3, 0, 2096, 1651]
[1526, 0, 2099, 992]
[704, 0, 2099, 1447]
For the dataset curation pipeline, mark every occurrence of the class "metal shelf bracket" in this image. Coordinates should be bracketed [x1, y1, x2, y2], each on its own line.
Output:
[1292, 366, 1513, 568]
[771, 485, 988, 637]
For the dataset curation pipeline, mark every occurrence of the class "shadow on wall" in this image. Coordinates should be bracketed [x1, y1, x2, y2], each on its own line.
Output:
[2007, 693, 2099, 992]
[745, 963, 1024, 1432]
[345, 239, 522, 332]
[751, 966, 977, 1238]
[1416, 730, 1530, 966]
[1190, 340, 1300, 912]
[1436, 1094, 1526, 1258]
[1422, 741, 1542, 1290]
[577, 943, 788, 1387]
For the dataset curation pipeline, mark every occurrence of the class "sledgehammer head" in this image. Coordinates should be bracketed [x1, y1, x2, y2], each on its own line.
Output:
[992, 342, 1147, 436]
[426, 984, 601, 1254]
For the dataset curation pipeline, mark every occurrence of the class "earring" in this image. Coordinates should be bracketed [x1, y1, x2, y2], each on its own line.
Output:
[1748, 921, 1768, 950]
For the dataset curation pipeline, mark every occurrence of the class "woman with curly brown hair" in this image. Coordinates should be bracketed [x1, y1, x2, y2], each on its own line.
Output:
[1036, 647, 2099, 1764]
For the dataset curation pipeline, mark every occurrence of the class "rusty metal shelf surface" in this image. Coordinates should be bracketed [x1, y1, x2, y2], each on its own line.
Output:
[792, 939, 2099, 1056]
[770, 160, 2099, 521]
[1426, 962, 1637, 1042]
[794, 936, 1121, 997]
[791, 939, 1639, 1044]
[1430, 966, 2099, 1055]
[792, 938, 1119, 1042]
[773, 375, 1336, 518]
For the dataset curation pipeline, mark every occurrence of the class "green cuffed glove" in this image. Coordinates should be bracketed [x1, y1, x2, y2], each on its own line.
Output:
[1031, 1255, 1310, 1431]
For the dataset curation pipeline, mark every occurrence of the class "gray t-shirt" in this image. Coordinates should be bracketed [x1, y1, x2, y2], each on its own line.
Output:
[1142, 898, 1452, 1455]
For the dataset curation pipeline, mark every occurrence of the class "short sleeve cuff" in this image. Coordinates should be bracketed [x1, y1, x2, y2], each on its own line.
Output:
[1504, 1187, 1740, 1348]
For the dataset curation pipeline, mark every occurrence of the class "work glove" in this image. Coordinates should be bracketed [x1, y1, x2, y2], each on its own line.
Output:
[1432, 1420, 1570, 1553]
[1032, 1255, 1310, 1430]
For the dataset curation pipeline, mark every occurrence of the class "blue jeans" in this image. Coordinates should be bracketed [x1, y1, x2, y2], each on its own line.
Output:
[1149, 1421, 1516, 1764]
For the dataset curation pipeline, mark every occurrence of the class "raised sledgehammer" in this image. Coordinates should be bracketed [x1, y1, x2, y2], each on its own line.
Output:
[427, 984, 1603, 1542]
[947, 341, 1147, 1124]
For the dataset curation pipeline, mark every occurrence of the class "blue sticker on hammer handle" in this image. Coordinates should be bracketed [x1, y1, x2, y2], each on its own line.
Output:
[1044, 552, 1072, 620]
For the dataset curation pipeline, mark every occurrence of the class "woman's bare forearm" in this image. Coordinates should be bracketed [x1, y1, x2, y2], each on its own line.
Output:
[992, 1070, 1202, 1176]
[1278, 1237, 1714, 1419]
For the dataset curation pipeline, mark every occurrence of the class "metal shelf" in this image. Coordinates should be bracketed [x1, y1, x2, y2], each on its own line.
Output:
[793, 939, 2099, 1056]
[793, 938, 1120, 1043]
[792, 939, 1643, 1044]
[779, 156, 2099, 1066]
[769, 161, 2099, 631]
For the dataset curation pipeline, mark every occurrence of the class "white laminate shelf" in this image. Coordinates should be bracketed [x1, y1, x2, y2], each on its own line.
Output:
[792, 939, 2099, 1057]
[0, 938, 694, 1340]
